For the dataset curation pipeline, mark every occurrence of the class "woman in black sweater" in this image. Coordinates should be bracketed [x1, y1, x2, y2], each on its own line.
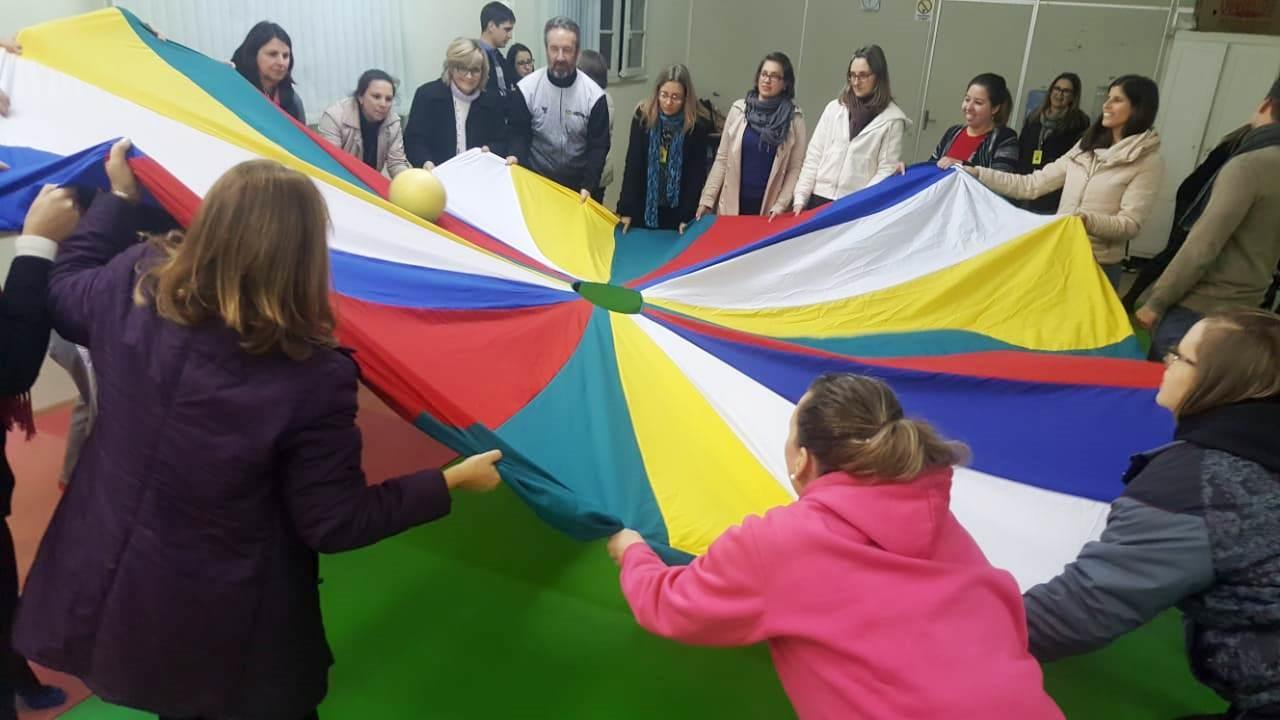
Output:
[404, 37, 508, 169]
[1017, 72, 1090, 214]
[617, 64, 711, 233]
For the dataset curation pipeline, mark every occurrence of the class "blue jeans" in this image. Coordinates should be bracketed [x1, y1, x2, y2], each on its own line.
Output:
[1150, 305, 1204, 361]
[1100, 262, 1123, 290]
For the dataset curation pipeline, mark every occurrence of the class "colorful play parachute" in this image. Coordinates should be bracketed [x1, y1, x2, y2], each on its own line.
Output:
[1, 8, 1171, 589]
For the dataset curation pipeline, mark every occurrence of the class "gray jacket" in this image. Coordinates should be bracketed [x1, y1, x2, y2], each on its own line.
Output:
[508, 67, 611, 194]
[1025, 399, 1280, 713]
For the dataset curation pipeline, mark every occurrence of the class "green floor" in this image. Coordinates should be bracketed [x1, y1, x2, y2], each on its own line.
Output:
[62, 483, 1224, 719]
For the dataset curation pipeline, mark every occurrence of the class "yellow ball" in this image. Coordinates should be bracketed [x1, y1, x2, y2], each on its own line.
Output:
[388, 168, 447, 221]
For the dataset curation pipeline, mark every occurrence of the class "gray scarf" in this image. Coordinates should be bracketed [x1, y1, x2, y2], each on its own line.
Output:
[744, 90, 794, 149]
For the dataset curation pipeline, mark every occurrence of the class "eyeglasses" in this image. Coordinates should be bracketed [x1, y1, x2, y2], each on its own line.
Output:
[658, 92, 684, 102]
[1050, 86, 1075, 96]
[515, 59, 534, 68]
[1164, 349, 1197, 367]
[453, 65, 484, 78]
[759, 71, 784, 83]
[848, 71, 875, 82]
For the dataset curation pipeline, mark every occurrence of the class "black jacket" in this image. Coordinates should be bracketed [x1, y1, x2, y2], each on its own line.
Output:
[930, 124, 1020, 173]
[0, 254, 54, 516]
[616, 111, 711, 229]
[1016, 113, 1088, 213]
[403, 80, 508, 169]
[1025, 398, 1280, 712]
[483, 46, 513, 97]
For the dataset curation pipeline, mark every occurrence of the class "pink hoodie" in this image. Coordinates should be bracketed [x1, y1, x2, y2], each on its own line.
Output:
[619, 469, 1064, 720]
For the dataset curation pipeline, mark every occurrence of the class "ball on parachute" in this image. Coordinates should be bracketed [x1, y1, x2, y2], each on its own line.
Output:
[388, 168, 447, 222]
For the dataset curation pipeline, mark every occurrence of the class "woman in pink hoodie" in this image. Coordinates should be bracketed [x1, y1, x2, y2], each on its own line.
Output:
[608, 373, 1063, 720]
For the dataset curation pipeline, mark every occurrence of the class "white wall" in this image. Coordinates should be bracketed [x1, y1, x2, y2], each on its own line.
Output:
[0, 0, 106, 39]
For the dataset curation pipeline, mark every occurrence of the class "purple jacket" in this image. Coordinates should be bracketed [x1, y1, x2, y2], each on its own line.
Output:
[14, 193, 453, 719]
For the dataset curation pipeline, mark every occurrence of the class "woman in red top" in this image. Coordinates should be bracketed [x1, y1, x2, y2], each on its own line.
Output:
[929, 73, 1020, 172]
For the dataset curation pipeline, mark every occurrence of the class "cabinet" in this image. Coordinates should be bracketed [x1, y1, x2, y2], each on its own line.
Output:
[1133, 30, 1280, 256]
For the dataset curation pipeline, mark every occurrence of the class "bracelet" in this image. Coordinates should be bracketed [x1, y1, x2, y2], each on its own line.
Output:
[111, 189, 138, 204]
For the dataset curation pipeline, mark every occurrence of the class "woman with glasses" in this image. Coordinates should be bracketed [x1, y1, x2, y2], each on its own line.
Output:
[506, 42, 535, 81]
[405, 37, 510, 170]
[616, 64, 711, 233]
[1024, 309, 1280, 720]
[697, 51, 807, 220]
[791, 45, 908, 214]
[1016, 73, 1090, 214]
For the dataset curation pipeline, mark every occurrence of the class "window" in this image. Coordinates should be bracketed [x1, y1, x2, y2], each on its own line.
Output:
[613, 0, 646, 78]
[109, 0, 406, 125]
[549, 0, 645, 79]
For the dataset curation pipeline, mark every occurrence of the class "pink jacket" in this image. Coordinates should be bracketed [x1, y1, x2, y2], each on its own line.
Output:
[619, 469, 1063, 720]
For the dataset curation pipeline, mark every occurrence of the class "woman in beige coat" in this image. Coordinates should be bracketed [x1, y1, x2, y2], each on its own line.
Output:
[963, 75, 1164, 288]
[318, 69, 410, 178]
[697, 52, 807, 221]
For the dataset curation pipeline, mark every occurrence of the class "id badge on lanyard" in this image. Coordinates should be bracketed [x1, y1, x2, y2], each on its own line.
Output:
[1032, 149, 1044, 167]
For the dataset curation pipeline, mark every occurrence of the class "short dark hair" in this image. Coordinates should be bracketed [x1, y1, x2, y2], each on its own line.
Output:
[1080, 74, 1159, 152]
[967, 72, 1011, 126]
[753, 51, 796, 100]
[543, 15, 581, 51]
[480, 2, 515, 32]
[354, 69, 397, 99]
[1269, 75, 1280, 122]
[578, 49, 607, 89]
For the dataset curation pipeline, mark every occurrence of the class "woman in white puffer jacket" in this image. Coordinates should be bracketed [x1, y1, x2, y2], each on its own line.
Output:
[793, 45, 909, 213]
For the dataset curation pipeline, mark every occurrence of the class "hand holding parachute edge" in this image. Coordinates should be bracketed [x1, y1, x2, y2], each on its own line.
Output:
[607, 529, 646, 566]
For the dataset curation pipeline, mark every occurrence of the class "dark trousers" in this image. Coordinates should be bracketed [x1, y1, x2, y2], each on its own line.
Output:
[637, 206, 687, 231]
[1, 518, 51, 720]
[805, 194, 832, 210]
[0, 520, 15, 720]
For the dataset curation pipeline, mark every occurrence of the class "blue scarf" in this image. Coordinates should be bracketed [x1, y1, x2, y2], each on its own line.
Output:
[644, 112, 685, 228]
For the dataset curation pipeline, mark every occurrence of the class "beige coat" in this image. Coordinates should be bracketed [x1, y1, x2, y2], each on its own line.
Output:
[794, 99, 909, 207]
[976, 130, 1164, 265]
[700, 98, 808, 216]
[317, 96, 410, 178]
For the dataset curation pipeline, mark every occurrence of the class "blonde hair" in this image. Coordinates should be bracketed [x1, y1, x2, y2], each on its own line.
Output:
[441, 37, 490, 84]
[639, 64, 700, 134]
[1176, 309, 1280, 419]
[796, 374, 968, 482]
[133, 160, 336, 362]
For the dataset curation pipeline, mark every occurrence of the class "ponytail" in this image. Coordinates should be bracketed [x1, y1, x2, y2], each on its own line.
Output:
[796, 374, 969, 483]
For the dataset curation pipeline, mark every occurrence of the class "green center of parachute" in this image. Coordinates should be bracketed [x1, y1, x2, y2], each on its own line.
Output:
[573, 281, 643, 314]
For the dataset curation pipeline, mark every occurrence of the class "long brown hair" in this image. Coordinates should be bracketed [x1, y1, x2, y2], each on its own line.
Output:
[838, 45, 891, 118]
[1177, 309, 1280, 419]
[1079, 74, 1160, 152]
[639, 64, 700, 134]
[796, 374, 968, 482]
[133, 160, 337, 361]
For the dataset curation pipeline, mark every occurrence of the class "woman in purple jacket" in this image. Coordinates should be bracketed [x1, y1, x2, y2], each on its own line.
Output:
[13, 140, 503, 720]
